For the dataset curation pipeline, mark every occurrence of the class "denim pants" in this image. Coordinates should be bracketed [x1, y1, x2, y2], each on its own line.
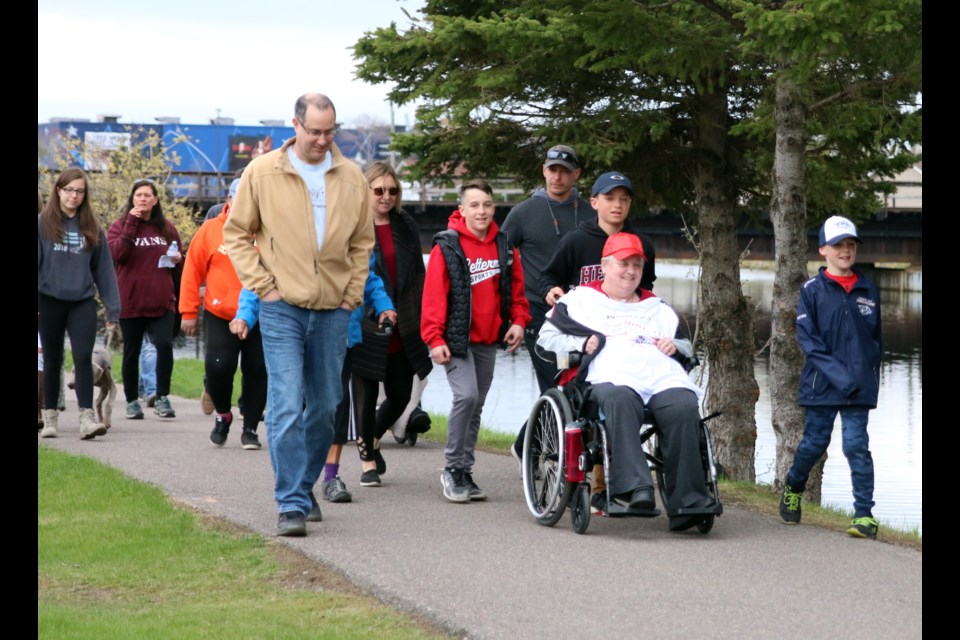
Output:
[787, 405, 875, 518]
[259, 300, 350, 516]
[139, 333, 157, 398]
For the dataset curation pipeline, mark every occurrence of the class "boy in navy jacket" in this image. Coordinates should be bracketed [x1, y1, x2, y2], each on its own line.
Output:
[779, 216, 883, 539]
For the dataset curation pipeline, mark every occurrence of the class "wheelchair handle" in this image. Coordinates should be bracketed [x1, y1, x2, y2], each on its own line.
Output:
[375, 318, 395, 337]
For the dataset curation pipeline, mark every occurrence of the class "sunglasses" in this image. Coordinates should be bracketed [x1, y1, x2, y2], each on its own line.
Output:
[546, 149, 578, 166]
[372, 186, 399, 197]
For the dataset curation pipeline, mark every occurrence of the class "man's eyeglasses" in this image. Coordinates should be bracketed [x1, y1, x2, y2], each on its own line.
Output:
[546, 149, 578, 166]
[60, 187, 86, 196]
[297, 119, 340, 139]
[372, 186, 399, 197]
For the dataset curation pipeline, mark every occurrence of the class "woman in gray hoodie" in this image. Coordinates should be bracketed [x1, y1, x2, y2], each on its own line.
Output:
[38, 168, 120, 439]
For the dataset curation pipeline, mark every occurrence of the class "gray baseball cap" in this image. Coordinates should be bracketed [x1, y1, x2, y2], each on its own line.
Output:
[544, 145, 579, 170]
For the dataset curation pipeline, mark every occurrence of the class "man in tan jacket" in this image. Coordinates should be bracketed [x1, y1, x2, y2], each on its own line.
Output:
[224, 93, 373, 537]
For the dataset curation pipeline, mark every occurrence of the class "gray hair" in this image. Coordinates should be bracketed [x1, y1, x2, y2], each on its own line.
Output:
[294, 93, 336, 121]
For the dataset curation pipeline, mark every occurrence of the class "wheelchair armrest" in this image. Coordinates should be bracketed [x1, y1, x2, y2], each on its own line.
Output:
[555, 351, 581, 370]
[675, 352, 699, 373]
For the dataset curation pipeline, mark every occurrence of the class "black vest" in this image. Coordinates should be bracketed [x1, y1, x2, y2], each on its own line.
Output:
[433, 229, 514, 357]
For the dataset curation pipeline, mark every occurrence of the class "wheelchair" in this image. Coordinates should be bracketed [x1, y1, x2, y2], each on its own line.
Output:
[520, 369, 723, 535]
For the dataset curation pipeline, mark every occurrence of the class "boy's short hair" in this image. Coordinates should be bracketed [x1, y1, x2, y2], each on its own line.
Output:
[819, 215, 861, 246]
[459, 179, 493, 200]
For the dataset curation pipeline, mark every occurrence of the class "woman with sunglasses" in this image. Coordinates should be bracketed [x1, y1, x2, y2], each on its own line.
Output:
[38, 168, 120, 439]
[347, 162, 433, 483]
[107, 178, 183, 420]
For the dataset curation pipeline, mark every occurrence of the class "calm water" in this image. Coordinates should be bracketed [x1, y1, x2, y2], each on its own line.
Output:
[419, 263, 923, 535]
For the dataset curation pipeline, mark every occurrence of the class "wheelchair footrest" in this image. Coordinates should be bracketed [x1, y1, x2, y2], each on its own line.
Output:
[605, 501, 661, 518]
[669, 502, 723, 518]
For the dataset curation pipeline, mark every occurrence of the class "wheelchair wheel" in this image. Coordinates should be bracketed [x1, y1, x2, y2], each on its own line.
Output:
[393, 434, 407, 445]
[407, 431, 418, 446]
[522, 388, 575, 526]
[570, 483, 591, 535]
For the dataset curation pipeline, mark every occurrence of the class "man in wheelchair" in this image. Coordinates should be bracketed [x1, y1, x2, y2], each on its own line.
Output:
[537, 232, 718, 531]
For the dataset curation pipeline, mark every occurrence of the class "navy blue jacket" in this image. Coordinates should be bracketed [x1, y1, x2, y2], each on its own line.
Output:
[797, 267, 882, 408]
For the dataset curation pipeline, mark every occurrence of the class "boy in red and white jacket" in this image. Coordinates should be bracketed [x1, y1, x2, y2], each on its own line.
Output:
[421, 179, 530, 503]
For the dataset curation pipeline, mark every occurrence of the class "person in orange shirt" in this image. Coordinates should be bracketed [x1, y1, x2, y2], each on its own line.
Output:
[180, 184, 266, 450]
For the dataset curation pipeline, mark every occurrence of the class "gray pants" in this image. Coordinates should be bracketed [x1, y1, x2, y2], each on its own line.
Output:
[443, 343, 497, 471]
[592, 384, 712, 513]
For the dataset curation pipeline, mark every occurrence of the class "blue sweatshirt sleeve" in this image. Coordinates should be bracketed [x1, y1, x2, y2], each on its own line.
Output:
[234, 288, 260, 328]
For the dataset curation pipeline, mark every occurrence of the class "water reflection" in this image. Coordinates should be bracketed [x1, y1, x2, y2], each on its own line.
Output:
[420, 263, 923, 535]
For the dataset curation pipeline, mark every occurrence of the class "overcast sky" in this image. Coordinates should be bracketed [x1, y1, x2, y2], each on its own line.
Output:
[38, 0, 425, 128]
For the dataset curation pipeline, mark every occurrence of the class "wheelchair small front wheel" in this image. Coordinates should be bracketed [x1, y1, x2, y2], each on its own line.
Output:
[697, 514, 715, 534]
[570, 483, 591, 535]
[407, 431, 418, 446]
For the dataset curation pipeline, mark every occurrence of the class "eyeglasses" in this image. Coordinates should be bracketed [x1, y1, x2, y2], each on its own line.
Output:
[60, 187, 86, 196]
[372, 186, 399, 197]
[297, 119, 340, 139]
[545, 149, 578, 166]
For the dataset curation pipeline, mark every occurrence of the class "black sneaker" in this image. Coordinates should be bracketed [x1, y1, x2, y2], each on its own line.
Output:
[306, 492, 323, 522]
[374, 448, 387, 475]
[210, 414, 232, 447]
[408, 407, 431, 433]
[846, 516, 879, 539]
[277, 511, 306, 536]
[321, 476, 353, 503]
[463, 471, 487, 501]
[240, 428, 261, 450]
[360, 469, 382, 487]
[440, 467, 470, 503]
[779, 484, 803, 524]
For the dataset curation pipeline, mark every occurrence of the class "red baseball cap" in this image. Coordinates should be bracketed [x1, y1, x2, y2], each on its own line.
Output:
[602, 232, 645, 261]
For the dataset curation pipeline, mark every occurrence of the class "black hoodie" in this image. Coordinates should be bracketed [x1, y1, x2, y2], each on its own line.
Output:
[537, 218, 656, 300]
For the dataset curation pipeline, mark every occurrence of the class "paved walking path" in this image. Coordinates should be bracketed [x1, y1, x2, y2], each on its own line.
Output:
[39, 395, 922, 639]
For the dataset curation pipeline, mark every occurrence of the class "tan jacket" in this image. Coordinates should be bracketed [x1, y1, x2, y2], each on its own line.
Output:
[223, 138, 373, 310]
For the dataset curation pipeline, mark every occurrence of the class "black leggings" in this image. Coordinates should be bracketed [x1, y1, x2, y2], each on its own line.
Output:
[119, 312, 175, 401]
[370, 351, 415, 440]
[204, 312, 267, 431]
[38, 294, 97, 410]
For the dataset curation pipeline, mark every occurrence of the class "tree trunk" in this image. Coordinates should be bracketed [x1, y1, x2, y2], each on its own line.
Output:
[769, 75, 824, 500]
[692, 85, 759, 482]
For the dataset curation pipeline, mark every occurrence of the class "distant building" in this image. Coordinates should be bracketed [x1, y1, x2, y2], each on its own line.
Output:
[38, 117, 396, 206]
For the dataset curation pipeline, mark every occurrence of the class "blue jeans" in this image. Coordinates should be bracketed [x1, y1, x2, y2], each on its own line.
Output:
[139, 334, 157, 398]
[259, 300, 350, 515]
[786, 405, 875, 518]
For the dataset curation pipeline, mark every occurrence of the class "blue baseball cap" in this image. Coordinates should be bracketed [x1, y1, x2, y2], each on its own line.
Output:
[591, 171, 633, 196]
[228, 178, 241, 200]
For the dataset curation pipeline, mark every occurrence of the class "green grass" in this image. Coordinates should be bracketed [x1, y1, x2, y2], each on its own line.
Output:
[38, 447, 453, 640]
